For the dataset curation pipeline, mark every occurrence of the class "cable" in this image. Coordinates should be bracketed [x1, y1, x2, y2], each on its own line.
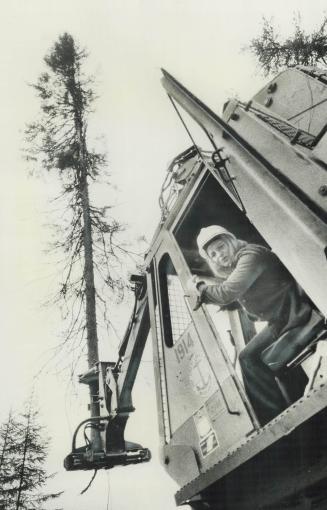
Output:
[106, 471, 111, 510]
[168, 94, 245, 210]
[168, 95, 204, 159]
[287, 96, 327, 121]
[71, 416, 110, 451]
[80, 469, 98, 495]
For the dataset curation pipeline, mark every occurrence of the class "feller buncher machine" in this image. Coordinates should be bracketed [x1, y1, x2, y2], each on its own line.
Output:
[65, 66, 327, 509]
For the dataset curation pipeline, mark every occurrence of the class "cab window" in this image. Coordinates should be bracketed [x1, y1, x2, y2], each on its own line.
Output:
[158, 254, 191, 348]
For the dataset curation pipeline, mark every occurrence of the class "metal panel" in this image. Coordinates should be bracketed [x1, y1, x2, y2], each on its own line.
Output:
[163, 444, 200, 487]
[252, 68, 327, 137]
[152, 230, 255, 483]
[227, 104, 327, 213]
[175, 382, 327, 506]
[164, 322, 219, 432]
[170, 379, 256, 473]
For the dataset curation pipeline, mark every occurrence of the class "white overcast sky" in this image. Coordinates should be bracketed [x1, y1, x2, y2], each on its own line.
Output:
[0, 1, 326, 509]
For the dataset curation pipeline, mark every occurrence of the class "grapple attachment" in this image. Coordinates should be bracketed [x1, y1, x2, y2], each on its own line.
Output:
[64, 435, 151, 471]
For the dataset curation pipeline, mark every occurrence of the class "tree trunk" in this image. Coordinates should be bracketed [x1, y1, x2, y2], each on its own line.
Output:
[70, 69, 101, 447]
[0, 413, 11, 474]
[79, 164, 99, 369]
[80, 168, 101, 422]
[16, 412, 30, 510]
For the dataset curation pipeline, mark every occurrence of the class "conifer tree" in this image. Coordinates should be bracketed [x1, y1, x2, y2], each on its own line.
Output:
[25, 33, 132, 425]
[248, 15, 327, 75]
[0, 411, 21, 509]
[0, 405, 62, 510]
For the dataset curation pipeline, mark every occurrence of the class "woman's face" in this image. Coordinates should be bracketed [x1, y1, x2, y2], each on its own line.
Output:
[206, 237, 233, 268]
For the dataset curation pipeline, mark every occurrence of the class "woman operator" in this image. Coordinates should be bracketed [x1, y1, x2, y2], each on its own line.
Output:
[188, 225, 322, 426]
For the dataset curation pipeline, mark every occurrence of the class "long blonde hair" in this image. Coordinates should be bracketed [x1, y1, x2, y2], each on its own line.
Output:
[204, 234, 246, 281]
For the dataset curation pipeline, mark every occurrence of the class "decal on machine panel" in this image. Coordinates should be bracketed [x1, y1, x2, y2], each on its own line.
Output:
[189, 351, 214, 398]
[194, 406, 219, 457]
[165, 322, 219, 433]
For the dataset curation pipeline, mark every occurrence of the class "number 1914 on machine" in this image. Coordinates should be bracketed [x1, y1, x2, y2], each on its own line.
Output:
[174, 331, 195, 364]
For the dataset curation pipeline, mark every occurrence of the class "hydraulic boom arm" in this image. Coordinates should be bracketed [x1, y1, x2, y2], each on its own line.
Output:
[64, 275, 151, 471]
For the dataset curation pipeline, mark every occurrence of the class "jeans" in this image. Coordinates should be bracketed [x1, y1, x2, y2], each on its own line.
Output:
[239, 322, 297, 426]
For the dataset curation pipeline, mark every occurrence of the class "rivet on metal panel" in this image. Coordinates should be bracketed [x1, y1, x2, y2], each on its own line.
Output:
[267, 82, 277, 93]
[318, 185, 327, 196]
[264, 96, 273, 107]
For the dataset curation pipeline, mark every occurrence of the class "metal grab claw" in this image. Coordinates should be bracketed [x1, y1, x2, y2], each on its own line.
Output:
[64, 415, 151, 471]
[64, 443, 151, 471]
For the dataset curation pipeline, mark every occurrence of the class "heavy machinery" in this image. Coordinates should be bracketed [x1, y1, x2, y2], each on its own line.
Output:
[65, 66, 327, 509]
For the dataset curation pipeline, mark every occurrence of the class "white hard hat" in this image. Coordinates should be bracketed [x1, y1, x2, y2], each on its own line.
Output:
[197, 225, 235, 259]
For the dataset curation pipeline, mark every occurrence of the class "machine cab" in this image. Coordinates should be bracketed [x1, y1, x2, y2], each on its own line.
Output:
[145, 158, 265, 486]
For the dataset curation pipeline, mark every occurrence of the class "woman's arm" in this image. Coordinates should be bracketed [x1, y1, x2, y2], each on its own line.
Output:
[201, 252, 264, 305]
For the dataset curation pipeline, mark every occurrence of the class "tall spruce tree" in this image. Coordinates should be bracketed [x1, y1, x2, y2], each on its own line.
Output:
[0, 406, 62, 510]
[25, 33, 130, 424]
[247, 15, 327, 75]
[0, 411, 21, 509]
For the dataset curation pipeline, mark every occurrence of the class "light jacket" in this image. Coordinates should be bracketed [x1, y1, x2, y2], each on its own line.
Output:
[199, 243, 324, 370]
[200, 244, 303, 322]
